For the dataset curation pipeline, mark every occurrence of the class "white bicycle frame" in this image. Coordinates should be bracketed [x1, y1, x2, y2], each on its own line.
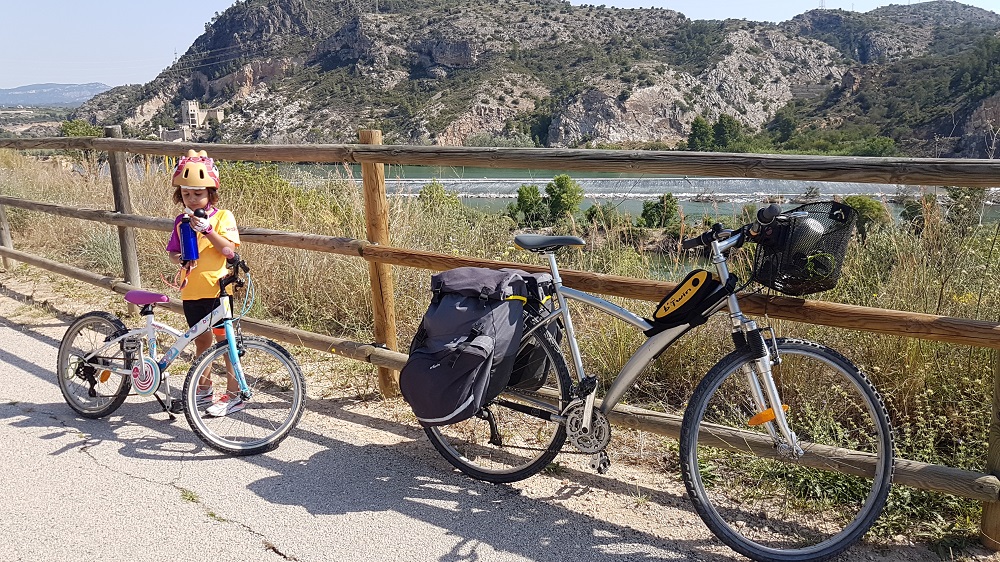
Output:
[521, 229, 801, 453]
[80, 296, 251, 402]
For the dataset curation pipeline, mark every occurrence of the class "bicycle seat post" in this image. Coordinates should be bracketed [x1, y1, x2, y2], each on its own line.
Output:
[544, 251, 597, 433]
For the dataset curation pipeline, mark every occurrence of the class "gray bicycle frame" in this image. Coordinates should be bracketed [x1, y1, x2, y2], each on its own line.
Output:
[522, 229, 799, 449]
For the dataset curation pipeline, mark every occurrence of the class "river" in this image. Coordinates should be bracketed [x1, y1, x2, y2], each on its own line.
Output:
[283, 164, 1000, 220]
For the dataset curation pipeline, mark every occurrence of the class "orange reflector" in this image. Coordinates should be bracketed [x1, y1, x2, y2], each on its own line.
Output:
[98, 369, 112, 383]
[212, 327, 226, 337]
[747, 404, 789, 426]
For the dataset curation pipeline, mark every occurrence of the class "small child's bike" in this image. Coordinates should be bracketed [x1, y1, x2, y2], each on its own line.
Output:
[55, 252, 305, 456]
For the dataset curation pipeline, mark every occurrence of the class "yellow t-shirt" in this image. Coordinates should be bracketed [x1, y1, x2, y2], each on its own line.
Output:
[177, 208, 240, 300]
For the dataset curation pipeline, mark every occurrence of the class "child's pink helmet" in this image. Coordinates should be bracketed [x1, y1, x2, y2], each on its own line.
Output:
[172, 149, 220, 189]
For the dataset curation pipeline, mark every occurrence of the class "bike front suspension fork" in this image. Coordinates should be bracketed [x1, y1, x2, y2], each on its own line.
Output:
[741, 326, 803, 457]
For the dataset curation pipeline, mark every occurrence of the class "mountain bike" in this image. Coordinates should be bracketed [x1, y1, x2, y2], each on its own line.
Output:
[55, 252, 305, 456]
[424, 202, 894, 562]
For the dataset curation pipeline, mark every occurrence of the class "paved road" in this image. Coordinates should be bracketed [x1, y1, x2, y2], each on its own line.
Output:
[0, 278, 965, 562]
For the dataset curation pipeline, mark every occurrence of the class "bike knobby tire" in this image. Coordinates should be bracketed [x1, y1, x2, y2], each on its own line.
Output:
[680, 338, 893, 562]
[56, 311, 133, 418]
[182, 336, 305, 456]
[424, 327, 572, 483]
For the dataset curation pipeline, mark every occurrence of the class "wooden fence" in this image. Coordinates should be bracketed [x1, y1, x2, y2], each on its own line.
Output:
[4, 130, 1000, 547]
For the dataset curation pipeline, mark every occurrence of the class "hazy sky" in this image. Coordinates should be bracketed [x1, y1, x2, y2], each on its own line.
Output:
[2, 0, 999, 89]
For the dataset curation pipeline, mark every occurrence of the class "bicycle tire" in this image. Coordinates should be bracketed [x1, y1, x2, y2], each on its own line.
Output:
[56, 311, 133, 419]
[182, 336, 305, 456]
[424, 327, 572, 483]
[680, 338, 893, 562]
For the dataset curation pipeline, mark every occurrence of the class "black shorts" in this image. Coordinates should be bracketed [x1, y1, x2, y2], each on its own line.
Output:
[182, 298, 223, 328]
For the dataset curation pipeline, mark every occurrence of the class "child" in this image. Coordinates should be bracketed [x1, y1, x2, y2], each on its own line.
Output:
[165, 149, 243, 416]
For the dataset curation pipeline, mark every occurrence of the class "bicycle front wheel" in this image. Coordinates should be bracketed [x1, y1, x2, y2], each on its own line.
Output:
[56, 311, 133, 418]
[183, 336, 305, 456]
[680, 338, 893, 562]
[425, 328, 572, 483]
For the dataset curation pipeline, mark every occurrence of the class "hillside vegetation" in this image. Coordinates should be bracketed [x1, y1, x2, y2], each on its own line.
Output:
[68, 0, 1000, 158]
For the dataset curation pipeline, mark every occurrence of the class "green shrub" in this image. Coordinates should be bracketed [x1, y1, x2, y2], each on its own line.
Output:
[545, 174, 584, 224]
[843, 195, 891, 239]
[507, 183, 547, 227]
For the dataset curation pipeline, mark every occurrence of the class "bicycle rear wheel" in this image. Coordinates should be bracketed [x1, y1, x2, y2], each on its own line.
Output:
[424, 328, 572, 483]
[183, 336, 305, 456]
[56, 311, 133, 418]
[680, 338, 893, 562]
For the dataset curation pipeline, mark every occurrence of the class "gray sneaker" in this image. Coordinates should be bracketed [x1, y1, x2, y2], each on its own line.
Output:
[206, 394, 245, 417]
[196, 386, 214, 407]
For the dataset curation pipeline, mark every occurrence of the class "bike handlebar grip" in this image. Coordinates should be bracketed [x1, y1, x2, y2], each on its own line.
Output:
[757, 203, 781, 224]
[681, 231, 714, 250]
[226, 252, 240, 266]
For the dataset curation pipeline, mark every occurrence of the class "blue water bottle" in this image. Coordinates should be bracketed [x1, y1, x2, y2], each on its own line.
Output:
[179, 209, 205, 262]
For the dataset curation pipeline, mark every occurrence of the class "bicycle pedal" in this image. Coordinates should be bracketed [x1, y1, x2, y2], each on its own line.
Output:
[589, 451, 611, 474]
[574, 376, 598, 398]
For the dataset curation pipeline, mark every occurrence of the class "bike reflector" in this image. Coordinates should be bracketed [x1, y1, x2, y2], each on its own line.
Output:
[747, 404, 789, 426]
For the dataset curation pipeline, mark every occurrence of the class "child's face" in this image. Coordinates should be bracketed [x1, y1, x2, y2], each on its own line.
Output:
[181, 188, 210, 210]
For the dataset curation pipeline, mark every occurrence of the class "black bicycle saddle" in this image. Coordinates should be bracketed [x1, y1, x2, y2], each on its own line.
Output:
[514, 234, 586, 253]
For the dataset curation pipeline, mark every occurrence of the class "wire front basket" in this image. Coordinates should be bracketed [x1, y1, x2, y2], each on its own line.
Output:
[752, 201, 857, 296]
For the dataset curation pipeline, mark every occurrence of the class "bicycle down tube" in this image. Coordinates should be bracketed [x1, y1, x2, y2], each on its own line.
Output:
[525, 229, 801, 452]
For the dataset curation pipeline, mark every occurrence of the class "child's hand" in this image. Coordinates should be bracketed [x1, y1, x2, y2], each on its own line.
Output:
[191, 215, 213, 233]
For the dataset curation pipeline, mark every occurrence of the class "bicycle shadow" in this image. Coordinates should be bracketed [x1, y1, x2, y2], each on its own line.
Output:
[0, 395, 735, 561]
[245, 425, 737, 562]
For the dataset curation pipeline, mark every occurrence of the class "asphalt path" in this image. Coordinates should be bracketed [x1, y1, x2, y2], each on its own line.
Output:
[0, 278, 975, 562]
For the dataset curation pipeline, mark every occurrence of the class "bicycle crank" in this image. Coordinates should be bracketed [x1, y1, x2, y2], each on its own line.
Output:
[564, 402, 611, 454]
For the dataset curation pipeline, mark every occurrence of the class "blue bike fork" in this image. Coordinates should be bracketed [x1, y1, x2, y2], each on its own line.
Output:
[222, 319, 251, 398]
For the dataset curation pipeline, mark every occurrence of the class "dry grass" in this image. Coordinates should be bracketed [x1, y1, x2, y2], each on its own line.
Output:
[1, 148, 997, 545]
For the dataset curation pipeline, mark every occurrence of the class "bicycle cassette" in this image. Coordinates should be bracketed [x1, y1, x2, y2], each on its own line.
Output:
[564, 402, 611, 454]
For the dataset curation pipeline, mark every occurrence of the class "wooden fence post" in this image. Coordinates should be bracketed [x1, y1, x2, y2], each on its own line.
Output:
[104, 126, 142, 315]
[0, 204, 14, 270]
[983, 352, 1000, 550]
[359, 129, 400, 398]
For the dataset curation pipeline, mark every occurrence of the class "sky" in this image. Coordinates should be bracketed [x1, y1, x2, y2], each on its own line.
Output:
[2, 0, 999, 90]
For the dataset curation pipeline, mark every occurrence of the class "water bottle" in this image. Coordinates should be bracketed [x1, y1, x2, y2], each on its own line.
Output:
[179, 208, 206, 262]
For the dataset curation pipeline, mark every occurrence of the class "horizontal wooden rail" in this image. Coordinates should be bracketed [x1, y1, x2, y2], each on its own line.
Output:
[0, 245, 408, 370]
[602, 397, 1000, 502]
[4, 194, 1000, 349]
[4, 137, 1000, 187]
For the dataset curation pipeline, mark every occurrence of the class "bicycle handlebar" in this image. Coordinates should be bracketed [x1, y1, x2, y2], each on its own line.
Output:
[680, 204, 788, 251]
[756, 203, 781, 224]
[226, 252, 250, 273]
[681, 229, 718, 250]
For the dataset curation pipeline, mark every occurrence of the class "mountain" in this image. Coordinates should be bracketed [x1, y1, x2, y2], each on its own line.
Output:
[70, 0, 1000, 158]
[1, 83, 111, 107]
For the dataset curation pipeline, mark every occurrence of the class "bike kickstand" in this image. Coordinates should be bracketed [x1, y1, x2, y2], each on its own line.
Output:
[154, 393, 177, 420]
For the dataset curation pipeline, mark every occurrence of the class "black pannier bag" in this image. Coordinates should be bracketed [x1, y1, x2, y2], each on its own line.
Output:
[399, 267, 528, 426]
[501, 269, 562, 391]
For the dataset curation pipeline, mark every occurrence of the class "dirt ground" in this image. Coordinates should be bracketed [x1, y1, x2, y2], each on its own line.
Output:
[1, 264, 998, 562]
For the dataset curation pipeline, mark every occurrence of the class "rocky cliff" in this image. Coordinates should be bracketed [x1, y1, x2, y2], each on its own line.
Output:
[72, 0, 1000, 157]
